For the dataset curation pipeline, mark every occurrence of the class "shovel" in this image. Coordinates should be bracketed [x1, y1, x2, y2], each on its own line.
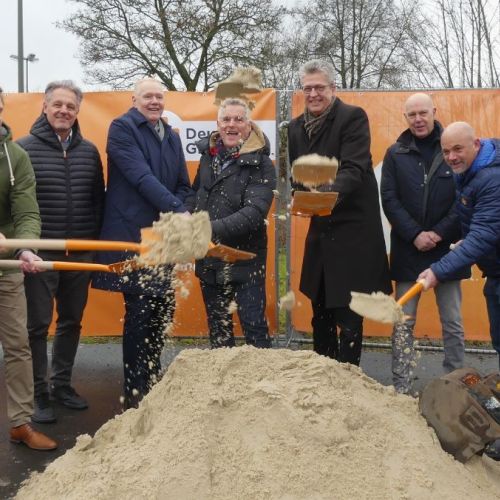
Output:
[0, 259, 130, 274]
[349, 281, 425, 324]
[0, 231, 255, 264]
[291, 191, 338, 217]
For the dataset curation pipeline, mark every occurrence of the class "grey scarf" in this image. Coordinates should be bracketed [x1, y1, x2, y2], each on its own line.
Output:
[303, 98, 335, 139]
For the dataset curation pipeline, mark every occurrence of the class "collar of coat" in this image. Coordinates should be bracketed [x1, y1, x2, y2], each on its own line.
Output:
[201, 121, 269, 157]
[29, 112, 83, 150]
[395, 121, 443, 152]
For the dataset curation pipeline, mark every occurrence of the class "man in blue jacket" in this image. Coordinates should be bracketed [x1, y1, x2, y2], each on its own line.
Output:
[419, 122, 500, 369]
[93, 78, 192, 408]
[381, 94, 468, 394]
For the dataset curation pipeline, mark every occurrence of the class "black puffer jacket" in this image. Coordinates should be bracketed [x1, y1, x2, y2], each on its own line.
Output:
[381, 122, 469, 281]
[17, 113, 105, 240]
[185, 124, 276, 286]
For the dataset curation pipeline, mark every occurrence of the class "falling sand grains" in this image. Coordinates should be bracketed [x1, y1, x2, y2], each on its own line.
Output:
[278, 290, 296, 311]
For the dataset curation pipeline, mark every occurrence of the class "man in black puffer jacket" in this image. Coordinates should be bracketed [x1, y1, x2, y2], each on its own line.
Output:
[185, 97, 276, 348]
[17, 81, 105, 423]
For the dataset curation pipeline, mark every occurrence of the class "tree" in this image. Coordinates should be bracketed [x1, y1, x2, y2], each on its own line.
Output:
[407, 0, 499, 88]
[61, 0, 284, 90]
[292, 0, 420, 89]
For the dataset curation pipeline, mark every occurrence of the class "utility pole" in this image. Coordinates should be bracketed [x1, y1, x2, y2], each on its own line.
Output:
[17, 0, 25, 92]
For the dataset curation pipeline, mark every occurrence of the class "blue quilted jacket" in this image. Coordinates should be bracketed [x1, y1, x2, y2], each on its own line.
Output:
[431, 139, 500, 281]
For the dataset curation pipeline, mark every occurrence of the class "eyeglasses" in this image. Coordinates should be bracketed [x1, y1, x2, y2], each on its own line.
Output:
[302, 85, 331, 95]
[220, 116, 247, 124]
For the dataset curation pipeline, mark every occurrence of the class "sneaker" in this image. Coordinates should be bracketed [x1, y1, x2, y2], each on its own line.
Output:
[51, 386, 88, 410]
[32, 393, 57, 424]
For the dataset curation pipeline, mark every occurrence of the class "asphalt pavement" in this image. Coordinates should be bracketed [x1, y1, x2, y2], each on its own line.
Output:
[0, 339, 498, 499]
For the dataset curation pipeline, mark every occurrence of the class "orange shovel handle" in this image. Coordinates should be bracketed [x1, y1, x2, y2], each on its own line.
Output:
[0, 238, 143, 253]
[50, 262, 114, 272]
[396, 281, 425, 307]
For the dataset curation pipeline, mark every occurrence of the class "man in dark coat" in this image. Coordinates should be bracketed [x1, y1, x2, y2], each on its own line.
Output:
[419, 122, 500, 370]
[92, 78, 192, 408]
[381, 93, 468, 394]
[185, 97, 276, 348]
[18, 80, 105, 423]
[288, 59, 391, 365]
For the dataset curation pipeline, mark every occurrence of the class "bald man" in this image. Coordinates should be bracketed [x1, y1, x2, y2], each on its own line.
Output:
[92, 78, 192, 408]
[381, 94, 468, 394]
[419, 122, 500, 368]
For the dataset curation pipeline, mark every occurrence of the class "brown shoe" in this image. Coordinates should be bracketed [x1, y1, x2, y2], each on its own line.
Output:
[10, 423, 58, 451]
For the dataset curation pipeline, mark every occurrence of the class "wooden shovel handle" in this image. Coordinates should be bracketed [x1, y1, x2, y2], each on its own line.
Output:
[0, 238, 142, 253]
[0, 260, 113, 273]
[396, 281, 425, 306]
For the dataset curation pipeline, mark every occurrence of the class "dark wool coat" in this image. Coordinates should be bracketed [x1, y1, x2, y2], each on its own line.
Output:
[288, 97, 391, 308]
[184, 124, 276, 287]
[17, 113, 104, 240]
[432, 139, 500, 281]
[92, 107, 193, 295]
[381, 122, 469, 281]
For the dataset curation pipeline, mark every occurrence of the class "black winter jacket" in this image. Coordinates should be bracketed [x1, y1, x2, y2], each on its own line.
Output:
[17, 114, 105, 240]
[381, 123, 469, 281]
[185, 124, 276, 286]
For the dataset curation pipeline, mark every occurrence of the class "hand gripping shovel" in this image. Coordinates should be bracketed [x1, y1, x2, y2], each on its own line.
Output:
[349, 281, 425, 324]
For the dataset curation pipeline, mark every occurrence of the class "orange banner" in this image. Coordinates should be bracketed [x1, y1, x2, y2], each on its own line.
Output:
[3, 89, 278, 336]
[290, 89, 499, 340]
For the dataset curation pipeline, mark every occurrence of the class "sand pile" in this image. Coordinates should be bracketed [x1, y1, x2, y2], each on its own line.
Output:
[17, 347, 500, 500]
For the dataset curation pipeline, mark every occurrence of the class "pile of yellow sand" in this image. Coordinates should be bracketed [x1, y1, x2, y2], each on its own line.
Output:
[16, 347, 500, 499]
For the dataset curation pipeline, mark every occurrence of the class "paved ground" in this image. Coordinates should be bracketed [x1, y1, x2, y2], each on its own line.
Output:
[0, 339, 498, 499]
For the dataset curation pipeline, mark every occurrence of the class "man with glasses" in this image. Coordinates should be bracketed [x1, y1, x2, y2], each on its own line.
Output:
[185, 97, 276, 348]
[288, 59, 391, 365]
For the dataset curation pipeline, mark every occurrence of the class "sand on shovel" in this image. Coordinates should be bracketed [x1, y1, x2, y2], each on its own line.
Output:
[139, 211, 212, 266]
[291, 154, 338, 189]
[350, 291, 405, 324]
[16, 347, 500, 500]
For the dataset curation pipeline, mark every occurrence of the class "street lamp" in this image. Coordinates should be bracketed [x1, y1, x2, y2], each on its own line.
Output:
[10, 53, 38, 92]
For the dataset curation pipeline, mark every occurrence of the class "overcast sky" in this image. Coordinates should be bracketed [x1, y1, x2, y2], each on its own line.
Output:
[1, 0, 90, 93]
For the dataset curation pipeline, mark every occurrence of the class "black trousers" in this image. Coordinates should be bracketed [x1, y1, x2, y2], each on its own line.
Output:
[122, 292, 175, 400]
[25, 266, 90, 397]
[311, 279, 363, 365]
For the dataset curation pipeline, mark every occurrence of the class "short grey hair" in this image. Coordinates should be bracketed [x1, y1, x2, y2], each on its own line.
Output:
[133, 78, 165, 96]
[44, 80, 83, 105]
[217, 98, 251, 121]
[299, 59, 336, 86]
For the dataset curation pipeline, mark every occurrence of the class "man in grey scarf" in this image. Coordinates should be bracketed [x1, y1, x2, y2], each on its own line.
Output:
[288, 60, 391, 365]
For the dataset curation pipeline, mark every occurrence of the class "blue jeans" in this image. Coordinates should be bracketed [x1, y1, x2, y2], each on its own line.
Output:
[392, 280, 464, 393]
[483, 277, 500, 369]
[200, 281, 271, 348]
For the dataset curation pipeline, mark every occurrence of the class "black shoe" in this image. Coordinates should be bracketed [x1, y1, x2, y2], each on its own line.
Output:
[51, 386, 88, 410]
[32, 394, 57, 424]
